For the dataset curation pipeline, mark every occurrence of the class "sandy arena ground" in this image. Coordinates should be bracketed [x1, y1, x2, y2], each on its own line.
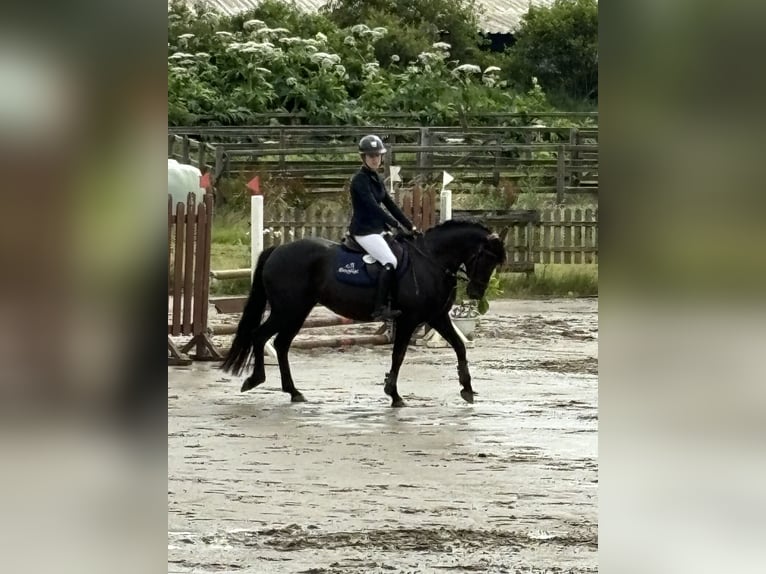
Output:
[168, 298, 598, 573]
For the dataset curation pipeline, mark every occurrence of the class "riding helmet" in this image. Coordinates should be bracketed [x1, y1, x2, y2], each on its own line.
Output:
[358, 134, 387, 155]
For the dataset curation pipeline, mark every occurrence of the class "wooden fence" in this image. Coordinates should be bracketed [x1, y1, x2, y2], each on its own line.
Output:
[260, 206, 598, 269]
[167, 192, 222, 363]
[168, 123, 598, 200]
[500, 208, 598, 266]
[170, 111, 597, 128]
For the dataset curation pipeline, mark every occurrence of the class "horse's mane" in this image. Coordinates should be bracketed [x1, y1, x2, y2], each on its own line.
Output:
[425, 218, 492, 235]
[425, 218, 506, 263]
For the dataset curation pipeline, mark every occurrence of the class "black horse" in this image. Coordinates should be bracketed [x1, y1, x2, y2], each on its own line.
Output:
[220, 220, 507, 407]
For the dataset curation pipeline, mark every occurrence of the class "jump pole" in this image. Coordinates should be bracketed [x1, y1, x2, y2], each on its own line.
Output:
[247, 176, 277, 360]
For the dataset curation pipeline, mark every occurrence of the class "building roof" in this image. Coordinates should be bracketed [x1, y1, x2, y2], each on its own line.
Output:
[198, 0, 556, 34]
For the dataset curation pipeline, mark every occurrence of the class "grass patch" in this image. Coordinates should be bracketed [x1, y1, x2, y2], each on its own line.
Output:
[210, 240, 251, 296]
[497, 264, 598, 298]
[211, 209, 249, 245]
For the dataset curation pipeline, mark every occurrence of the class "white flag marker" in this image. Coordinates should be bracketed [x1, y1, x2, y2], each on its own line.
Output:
[442, 170, 454, 190]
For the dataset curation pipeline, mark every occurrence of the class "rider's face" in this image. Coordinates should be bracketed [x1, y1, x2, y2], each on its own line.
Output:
[364, 153, 382, 170]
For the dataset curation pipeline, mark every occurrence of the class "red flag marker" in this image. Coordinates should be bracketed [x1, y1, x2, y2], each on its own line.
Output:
[246, 175, 261, 195]
[199, 172, 211, 189]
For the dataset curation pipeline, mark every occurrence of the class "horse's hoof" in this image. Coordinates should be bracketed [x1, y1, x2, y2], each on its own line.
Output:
[291, 393, 306, 403]
[460, 389, 475, 404]
[391, 398, 406, 408]
[241, 377, 259, 392]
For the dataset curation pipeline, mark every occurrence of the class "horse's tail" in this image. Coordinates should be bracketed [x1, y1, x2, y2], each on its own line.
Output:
[220, 246, 276, 375]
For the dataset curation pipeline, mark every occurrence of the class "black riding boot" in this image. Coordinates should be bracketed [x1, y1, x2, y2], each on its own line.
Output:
[371, 263, 401, 321]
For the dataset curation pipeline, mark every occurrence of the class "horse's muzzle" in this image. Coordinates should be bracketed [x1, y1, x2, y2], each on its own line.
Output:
[466, 282, 486, 300]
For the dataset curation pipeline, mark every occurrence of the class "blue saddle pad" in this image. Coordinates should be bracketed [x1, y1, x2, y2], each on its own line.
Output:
[334, 245, 409, 287]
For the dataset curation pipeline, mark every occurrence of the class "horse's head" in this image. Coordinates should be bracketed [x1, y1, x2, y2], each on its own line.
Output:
[465, 231, 507, 299]
[424, 220, 508, 298]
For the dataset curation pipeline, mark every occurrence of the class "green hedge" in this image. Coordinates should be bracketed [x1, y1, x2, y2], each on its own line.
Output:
[168, 0, 596, 126]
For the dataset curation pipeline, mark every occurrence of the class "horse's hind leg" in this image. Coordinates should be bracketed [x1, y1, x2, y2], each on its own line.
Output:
[273, 307, 314, 402]
[383, 320, 418, 408]
[241, 315, 280, 392]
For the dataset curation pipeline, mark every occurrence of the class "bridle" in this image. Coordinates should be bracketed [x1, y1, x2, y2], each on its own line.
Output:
[400, 231, 502, 296]
[461, 236, 502, 294]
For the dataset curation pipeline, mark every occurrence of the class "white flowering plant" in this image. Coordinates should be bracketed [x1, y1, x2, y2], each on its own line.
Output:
[167, 0, 558, 126]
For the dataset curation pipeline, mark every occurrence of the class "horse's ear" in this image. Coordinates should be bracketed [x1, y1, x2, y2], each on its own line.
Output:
[498, 228, 509, 243]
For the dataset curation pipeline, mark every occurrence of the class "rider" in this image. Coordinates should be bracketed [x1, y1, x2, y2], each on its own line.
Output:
[349, 134, 416, 321]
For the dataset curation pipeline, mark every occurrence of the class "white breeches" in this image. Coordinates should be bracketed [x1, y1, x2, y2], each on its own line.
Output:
[353, 234, 398, 268]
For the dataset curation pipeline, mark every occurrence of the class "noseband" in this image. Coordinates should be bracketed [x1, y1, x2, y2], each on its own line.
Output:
[463, 234, 503, 292]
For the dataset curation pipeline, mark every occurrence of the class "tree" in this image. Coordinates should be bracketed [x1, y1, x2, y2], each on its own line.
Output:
[322, 0, 485, 67]
[506, 0, 598, 105]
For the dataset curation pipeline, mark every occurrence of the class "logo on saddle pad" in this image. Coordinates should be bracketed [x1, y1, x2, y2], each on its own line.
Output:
[338, 262, 361, 276]
[334, 246, 408, 287]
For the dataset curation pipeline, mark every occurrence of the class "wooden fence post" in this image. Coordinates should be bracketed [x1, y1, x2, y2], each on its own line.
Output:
[556, 144, 566, 204]
[417, 127, 432, 171]
[181, 135, 191, 164]
[214, 145, 225, 181]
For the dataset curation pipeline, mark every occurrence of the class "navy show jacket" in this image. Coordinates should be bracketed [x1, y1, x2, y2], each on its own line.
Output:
[348, 166, 414, 235]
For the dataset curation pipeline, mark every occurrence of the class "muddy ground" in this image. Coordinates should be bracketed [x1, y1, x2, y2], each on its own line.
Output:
[168, 298, 598, 573]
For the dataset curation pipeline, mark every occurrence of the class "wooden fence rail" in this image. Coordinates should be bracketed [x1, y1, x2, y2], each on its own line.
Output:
[258, 206, 598, 269]
[169, 111, 598, 129]
[168, 124, 598, 197]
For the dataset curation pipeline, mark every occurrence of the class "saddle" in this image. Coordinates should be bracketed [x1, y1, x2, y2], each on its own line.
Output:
[335, 233, 409, 287]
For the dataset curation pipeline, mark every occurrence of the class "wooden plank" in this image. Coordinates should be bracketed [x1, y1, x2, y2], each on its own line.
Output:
[582, 208, 591, 263]
[534, 246, 598, 253]
[538, 221, 597, 228]
[553, 209, 562, 264]
[199, 194, 214, 340]
[412, 185, 422, 229]
[192, 199, 207, 336]
[389, 133, 396, 170]
[211, 297, 247, 315]
[214, 145, 225, 181]
[171, 203, 185, 336]
[556, 145, 566, 204]
[421, 189, 432, 230]
[169, 111, 596, 129]
[197, 142, 206, 169]
[574, 208, 583, 264]
[182, 195, 197, 334]
[540, 209, 553, 264]
[402, 192, 413, 224]
[593, 208, 598, 263]
[563, 208, 572, 264]
[167, 195, 173, 295]
[526, 220, 535, 266]
[225, 143, 597, 157]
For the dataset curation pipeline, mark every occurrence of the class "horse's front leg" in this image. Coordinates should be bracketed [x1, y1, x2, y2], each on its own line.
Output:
[428, 313, 475, 403]
[383, 321, 418, 408]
